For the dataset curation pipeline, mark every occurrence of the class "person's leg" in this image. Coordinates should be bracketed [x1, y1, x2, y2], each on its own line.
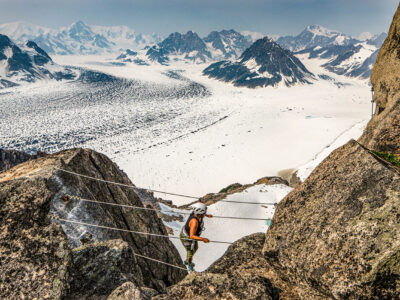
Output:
[187, 246, 194, 264]
[188, 241, 198, 265]
[180, 232, 191, 264]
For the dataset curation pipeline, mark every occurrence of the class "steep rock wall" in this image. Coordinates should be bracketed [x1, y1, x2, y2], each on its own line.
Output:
[263, 140, 400, 299]
[359, 3, 400, 152]
[0, 148, 186, 299]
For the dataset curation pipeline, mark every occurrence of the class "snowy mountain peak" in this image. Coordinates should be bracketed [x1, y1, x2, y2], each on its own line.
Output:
[305, 24, 338, 37]
[146, 30, 211, 63]
[66, 20, 97, 43]
[0, 21, 160, 55]
[367, 32, 387, 47]
[204, 29, 251, 59]
[0, 34, 76, 88]
[203, 36, 314, 88]
[142, 29, 251, 65]
[358, 32, 373, 41]
[277, 25, 360, 51]
[0, 21, 54, 41]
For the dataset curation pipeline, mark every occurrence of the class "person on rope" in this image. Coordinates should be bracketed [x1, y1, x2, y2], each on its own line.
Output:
[180, 202, 213, 273]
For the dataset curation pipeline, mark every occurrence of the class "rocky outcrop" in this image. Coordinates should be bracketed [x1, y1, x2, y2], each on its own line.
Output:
[107, 281, 158, 300]
[0, 148, 186, 299]
[0, 175, 72, 299]
[0, 149, 46, 172]
[359, 3, 400, 153]
[68, 239, 143, 299]
[182, 176, 289, 208]
[154, 233, 298, 300]
[263, 140, 400, 299]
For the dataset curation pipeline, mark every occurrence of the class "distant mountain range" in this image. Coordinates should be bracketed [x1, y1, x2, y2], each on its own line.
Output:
[276, 25, 360, 52]
[0, 34, 77, 88]
[296, 43, 379, 79]
[282, 25, 387, 80]
[0, 21, 161, 55]
[203, 37, 314, 88]
[0, 21, 388, 88]
[115, 29, 252, 65]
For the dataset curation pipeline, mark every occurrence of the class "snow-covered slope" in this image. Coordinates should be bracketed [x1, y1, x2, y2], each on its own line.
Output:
[146, 31, 212, 64]
[0, 34, 77, 88]
[0, 21, 161, 55]
[296, 42, 379, 79]
[203, 37, 314, 88]
[277, 25, 360, 52]
[203, 29, 251, 60]
[115, 29, 254, 66]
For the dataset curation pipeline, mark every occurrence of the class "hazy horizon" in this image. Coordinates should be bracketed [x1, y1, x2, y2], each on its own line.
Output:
[0, 0, 398, 37]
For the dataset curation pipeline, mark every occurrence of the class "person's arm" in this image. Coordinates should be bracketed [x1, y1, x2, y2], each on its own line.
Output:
[189, 219, 209, 243]
[205, 214, 213, 218]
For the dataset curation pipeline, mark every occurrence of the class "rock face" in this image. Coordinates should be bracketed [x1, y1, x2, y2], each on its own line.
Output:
[68, 239, 143, 299]
[0, 148, 186, 299]
[154, 233, 298, 300]
[0, 174, 72, 299]
[359, 3, 400, 153]
[263, 140, 400, 299]
[0, 149, 46, 172]
[107, 281, 158, 300]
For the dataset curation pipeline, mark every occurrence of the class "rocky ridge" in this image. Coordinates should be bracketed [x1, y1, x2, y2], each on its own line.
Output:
[154, 233, 298, 300]
[0, 148, 46, 172]
[0, 148, 186, 299]
[359, 5, 400, 153]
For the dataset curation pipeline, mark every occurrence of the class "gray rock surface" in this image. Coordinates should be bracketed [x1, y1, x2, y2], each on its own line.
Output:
[359, 3, 400, 153]
[0, 148, 46, 172]
[264, 140, 400, 299]
[154, 233, 298, 300]
[0, 175, 72, 299]
[68, 239, 143, 299]
[107, 281, 158, 300]
[0, 148, 186, 299]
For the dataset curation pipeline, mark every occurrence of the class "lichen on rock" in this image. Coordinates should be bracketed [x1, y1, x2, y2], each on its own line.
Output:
[0, 148, 186, 299]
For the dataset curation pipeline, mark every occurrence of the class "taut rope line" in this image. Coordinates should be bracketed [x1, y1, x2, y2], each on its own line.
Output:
[64, 194, 272, 221]
[52, 217, 233, 245]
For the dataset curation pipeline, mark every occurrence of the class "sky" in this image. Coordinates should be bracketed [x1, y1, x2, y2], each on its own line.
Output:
[0, 0, 398, 37]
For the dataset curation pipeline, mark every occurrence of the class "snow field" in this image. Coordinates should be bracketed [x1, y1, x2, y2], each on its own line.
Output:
[117, 64, 371, 205]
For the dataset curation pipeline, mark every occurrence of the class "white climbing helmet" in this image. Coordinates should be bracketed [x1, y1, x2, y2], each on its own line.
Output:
[191, 202, 207, 215]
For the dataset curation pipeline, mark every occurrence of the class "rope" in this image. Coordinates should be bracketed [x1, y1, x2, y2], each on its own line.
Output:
[132, 252, 187, 271]
[58, 169, 279, 206]
[52, 217, 233, 244]
[219, 200, 277, 205]
[58, 169, 200, 199]
[68, 195, 163, 213]
[65, 194, 271, 221]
